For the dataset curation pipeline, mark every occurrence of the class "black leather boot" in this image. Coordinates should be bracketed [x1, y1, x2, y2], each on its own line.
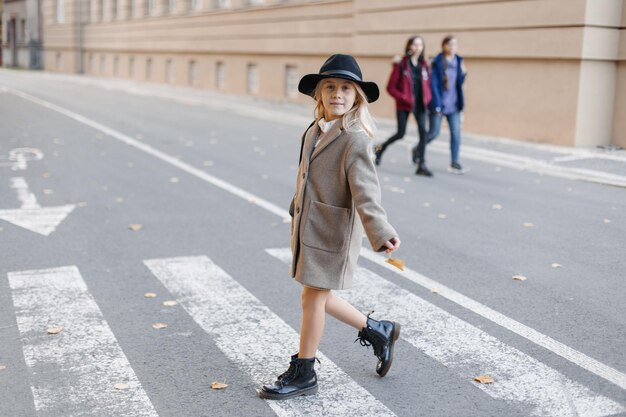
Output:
[355, 313, 401, 377]
[259, 356, 318, 400]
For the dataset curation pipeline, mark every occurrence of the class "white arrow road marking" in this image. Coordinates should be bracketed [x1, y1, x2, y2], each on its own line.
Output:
[11, 87, 625, 390]
[267, 248, 625, 417]
[0, 177, 75, 236]
[8, 266, 158, 417]
[144, 256, 397, 417]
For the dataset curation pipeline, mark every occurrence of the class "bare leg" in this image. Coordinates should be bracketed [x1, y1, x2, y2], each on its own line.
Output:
[325, 291, 367, 330]
[299, 286, 331, 358]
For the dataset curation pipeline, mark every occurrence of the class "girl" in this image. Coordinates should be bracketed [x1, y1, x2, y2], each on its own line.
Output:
[259, 54, 401, 400]
[426, 35, 468, 174]
[375, 36, 433, 177]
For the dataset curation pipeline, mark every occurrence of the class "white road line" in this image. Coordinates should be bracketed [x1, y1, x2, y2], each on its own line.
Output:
[8, 266, 158, 417]
[267, 248, 625, 417]
[11, 87, 626, 390]
[144, 256, 397, 417]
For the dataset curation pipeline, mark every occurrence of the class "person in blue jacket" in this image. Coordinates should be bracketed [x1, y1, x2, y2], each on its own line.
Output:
[417, 35, 468, 174]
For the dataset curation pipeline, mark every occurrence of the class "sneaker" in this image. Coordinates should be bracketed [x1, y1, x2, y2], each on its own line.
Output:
[448, 162, 464, 175]
[416, 165, 433, 177]
[374, 145, 383, 166]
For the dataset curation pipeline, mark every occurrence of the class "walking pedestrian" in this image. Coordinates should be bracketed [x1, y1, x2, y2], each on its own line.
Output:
[259, 54, 402, 401]
[375, 36, 433, 176]
[419, 34, 468, 174]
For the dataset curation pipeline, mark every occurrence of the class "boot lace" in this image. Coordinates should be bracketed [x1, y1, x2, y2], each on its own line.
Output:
[354, 311, 383, 357]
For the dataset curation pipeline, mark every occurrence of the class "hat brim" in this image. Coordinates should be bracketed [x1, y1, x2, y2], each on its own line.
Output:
[298, 74, 380, 103]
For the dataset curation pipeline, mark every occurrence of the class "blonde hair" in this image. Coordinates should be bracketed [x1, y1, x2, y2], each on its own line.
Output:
[313, 80, 377, 138]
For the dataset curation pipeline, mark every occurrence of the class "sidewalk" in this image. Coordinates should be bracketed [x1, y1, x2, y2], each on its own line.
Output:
[5, 69, 626, 188]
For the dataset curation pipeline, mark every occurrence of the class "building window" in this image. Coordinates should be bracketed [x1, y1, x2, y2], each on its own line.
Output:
[191, 0, 201, 11]
[100, 55, 106, 73]
[146, 58, 152, 80]
[188, 60, 197, 86]
[111, 0, 118, 19]
[247, 63, 259, 95]
[99, 0, 104, 20]
[129, 57, 135, 77]
[285, 65, 297, 98]
[129, 0, 136, 17]
[168, 0, 176, 13]
[57, 0, 65, 23]
[56, 53, 63, 70]
[114, 56, 119, 76]
[88, 54, 94, 73]
[214, 0, 230, 8]
[148, 0, 156, 15]
[20, 19, 26, 41]
[215, 61, 225, 90]
[166, 60, 174, 83]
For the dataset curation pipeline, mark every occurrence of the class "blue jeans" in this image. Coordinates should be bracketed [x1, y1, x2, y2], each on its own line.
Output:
[427, 111, 462, 164]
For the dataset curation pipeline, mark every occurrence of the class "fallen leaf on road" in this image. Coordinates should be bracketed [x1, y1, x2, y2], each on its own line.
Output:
[128, 224, 142, 231]
[431, 288, 440, 294]
[0, 365, 6, 371]
[116, 197, 124, 203]
[473, 375, 494, 384]
[152, 323, 168, 330]
[169, 177, 180, 183]
[248, 198, 257, 204]
[386, 258, 405, 271]
[77, 202, 88, 207]
[43, 189, 54, 195]
[523, 222, 534, 228]
[492, 204, 503, 210]
[211, 382, 228, 390]
[512, 275, 527, 281]
[144, 292, 157, 298]
[551, 263, 562, 268]
[438, 213, 447, 219]
[47, 327, 64, 334]
[603, 219, 612, 224]
[163, 300, 178, 307]
[114, 383, 129, 390]
[42, 172, 51, 178]
[423, 202, 431, 207]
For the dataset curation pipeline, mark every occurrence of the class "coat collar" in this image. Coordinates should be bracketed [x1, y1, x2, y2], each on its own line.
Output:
[309, 118, 344, 162]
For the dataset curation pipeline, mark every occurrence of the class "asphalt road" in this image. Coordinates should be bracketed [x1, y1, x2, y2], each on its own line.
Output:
[0, 69, 624, 417]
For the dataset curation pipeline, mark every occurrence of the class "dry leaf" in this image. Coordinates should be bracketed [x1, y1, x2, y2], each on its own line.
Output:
[43, 189, 54, 195]
[77, 202, 88, 207]
[128, 224, 142, 231]
[0, 365, 6, 371]
[42, 172, 51, 178]
[163, 300, 178, 307]
[169, 177, 180, 183]
[116, 197, 124, 203]
[603, 219, 612, 224]
[47, 327, 64, 334]
[248, 197, 257, 204]
[114, 383, 129, 390]
[211, 381, 228, 390]
[438, 213, 447, 219]
[512, 275, 528, 281]
[431, 288, 440, 294]
[551, 263, 562, 268]
[474, 374, 494, 384]
[152, 323, 168, 330]
[523, 222, 534, 228]
[492, 204, 503, 210]
[144, 292, 157, 298]
[386, 258, 405, 271]
[423, 202, 431, 207]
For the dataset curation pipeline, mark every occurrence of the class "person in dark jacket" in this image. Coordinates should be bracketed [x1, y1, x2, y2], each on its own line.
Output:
[420, 34, 467, 174]
[375, 35, 433, 176]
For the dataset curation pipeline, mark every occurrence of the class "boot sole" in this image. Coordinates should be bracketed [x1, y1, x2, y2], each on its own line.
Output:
[258, 384, 319, 400]
[377, 322, 401, 378]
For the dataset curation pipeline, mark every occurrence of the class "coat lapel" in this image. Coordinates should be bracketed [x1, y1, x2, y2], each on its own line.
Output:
[309, 120, 344, 162]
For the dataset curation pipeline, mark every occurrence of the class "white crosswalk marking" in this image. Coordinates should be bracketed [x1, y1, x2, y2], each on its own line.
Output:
[266, 248, 625, 417]
[8, 266, 158, 417]
[144, 256, 397, 417]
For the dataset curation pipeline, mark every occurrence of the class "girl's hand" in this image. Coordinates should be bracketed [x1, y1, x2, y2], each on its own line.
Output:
[384, 237, 401, 254]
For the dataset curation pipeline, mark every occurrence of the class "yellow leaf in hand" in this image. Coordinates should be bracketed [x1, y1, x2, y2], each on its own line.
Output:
[386, 258, 405, 271]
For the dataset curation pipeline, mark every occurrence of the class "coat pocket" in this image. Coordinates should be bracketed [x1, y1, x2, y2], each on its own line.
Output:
[302, 201, 351, 253]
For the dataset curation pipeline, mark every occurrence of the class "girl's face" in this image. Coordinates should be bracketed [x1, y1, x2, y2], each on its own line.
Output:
[409, 38, 424, 57]
[443, 38, 458, 55]
[320, 78, 357, 121]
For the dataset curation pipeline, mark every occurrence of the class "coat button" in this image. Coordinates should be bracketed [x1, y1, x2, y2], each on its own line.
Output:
[296, 207, 300, 214]
[302, 173, 305, 179]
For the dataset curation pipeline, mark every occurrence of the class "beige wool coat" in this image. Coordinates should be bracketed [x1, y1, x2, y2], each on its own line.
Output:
[290, 120, 398, 290]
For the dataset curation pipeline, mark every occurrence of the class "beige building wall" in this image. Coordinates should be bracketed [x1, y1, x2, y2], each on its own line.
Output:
[41, 0, 625, 148]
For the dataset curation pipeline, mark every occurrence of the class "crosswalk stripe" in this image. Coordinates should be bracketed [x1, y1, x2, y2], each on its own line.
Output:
[144, 256, 397, 417]
[267, 248, 625, 417]
[8, 266, 158, 417]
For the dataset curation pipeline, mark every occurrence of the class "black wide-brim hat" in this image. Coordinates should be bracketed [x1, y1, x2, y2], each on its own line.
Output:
[298, 54, 380, 103]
